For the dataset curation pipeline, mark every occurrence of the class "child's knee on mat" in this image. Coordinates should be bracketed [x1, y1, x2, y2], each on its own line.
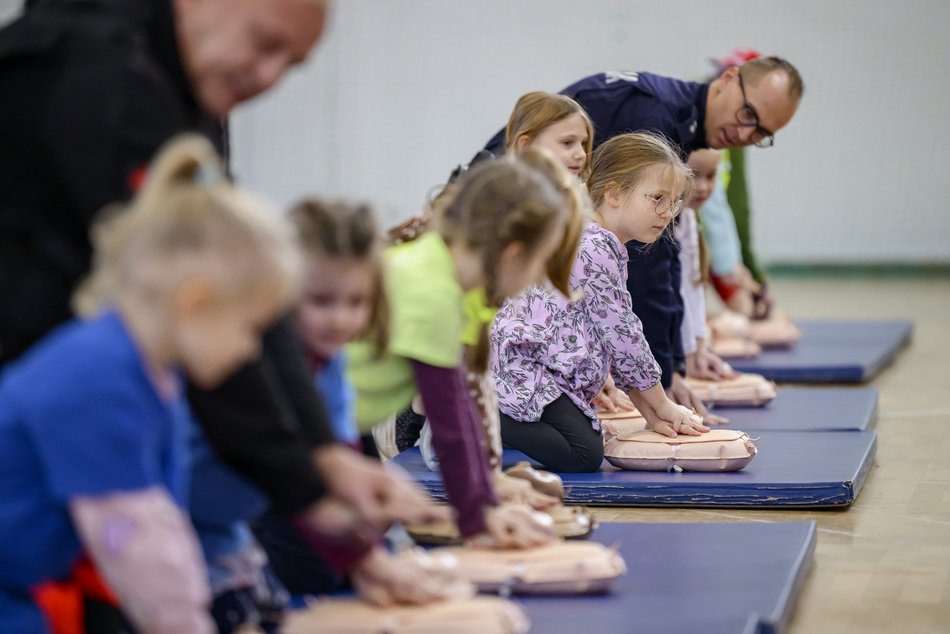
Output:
[559, 440, 604, 473]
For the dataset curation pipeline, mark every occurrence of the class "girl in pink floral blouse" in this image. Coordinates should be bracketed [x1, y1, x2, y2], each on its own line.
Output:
[491, 133, 709, 472]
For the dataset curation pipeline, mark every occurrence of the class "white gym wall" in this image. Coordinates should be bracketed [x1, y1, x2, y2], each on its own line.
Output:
[230, 0, 950, 265]
[0, 0, 18, 24]
[4, 1, 948, 264]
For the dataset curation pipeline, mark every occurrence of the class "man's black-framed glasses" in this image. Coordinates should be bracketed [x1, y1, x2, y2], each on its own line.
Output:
[736, 71, 775, 148]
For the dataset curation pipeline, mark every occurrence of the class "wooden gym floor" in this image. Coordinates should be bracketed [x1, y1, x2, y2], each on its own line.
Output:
[595, 277, 950, 634]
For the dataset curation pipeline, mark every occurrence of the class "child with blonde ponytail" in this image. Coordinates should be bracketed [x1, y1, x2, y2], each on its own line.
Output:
[387, 92, 592, 495]
[348, 155, 582, 547]
[0, 134, 304, 634]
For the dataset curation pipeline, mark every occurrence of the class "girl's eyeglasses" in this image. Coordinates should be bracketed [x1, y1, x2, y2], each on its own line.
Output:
[642, 193, 686, 218]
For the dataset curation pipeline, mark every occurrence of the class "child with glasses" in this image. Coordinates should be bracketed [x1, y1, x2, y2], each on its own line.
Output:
[703, 50, 783, 317]
[492, 132, 709, 474]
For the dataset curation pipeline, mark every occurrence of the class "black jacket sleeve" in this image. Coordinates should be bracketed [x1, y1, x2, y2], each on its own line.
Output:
[625, 237, 679, 388]
[259, 317, 337, 447]
[0, 9, 336, 512]
[669, 234, 686, 370]
[483, 127, 506, 155]
[0, 15, 185, 360]
[187, 320, 334, 513]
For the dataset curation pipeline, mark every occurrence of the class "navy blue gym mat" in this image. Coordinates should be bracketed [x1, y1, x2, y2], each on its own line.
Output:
[289, 521, 815, 634]
[518, 521, 816, 634]
[715, 387, 878, 432]
[729, 319, 912, 383]
[391, 430, 877, 508]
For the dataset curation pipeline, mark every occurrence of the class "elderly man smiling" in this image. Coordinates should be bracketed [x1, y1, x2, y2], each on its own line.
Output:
[0, 1, 443, 632]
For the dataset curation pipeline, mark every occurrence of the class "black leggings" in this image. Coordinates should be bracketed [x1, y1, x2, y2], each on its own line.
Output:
[500, 394, 604, 473]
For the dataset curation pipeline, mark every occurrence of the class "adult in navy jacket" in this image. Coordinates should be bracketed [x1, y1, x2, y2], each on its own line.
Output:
[486, 58, 803, 417]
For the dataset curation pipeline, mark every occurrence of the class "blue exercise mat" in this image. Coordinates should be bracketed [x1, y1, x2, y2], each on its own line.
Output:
[392, 430, 877, 508]
[517, 521, 816, 634]
[729, 319, 912, 383]
[289, 521, 815, 634]
[714, 387, 878, 432]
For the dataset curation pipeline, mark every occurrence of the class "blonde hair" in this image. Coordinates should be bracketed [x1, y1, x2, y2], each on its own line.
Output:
[505, 91, 594, 177]
[433, 155, 582, 371]
[587, 132, 694, 223]
[514, 147, 589, 297]
[290, 199, 389, 355]
[73, 134, 303, 317]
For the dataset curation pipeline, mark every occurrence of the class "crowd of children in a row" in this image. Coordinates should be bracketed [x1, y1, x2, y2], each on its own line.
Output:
[0, 57, 801, 632]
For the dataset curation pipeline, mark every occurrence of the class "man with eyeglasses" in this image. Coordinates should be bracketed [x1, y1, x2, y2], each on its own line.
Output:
[486, 57, 802, 157]
[484, 56, 804, 422]
[702, 50, 791, 319]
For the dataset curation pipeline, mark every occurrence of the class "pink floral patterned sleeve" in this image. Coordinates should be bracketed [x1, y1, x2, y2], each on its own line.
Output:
[492, 285, 571, 422]
[580, 226, 662, 393]
[492, 224, 661, 425]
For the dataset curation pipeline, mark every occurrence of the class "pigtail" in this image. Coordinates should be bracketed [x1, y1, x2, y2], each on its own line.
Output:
[544, 181, 587, 299]
[72, 203, 135, 316]
[469, 322, 491, 374]
[696, 227, 711, 286]
[135, 135, 223, 215]
[73, 135, 222, 316]
[351, 204, 391, 357]
[74, 134, 302, 318]
[515, 148, 588, 299]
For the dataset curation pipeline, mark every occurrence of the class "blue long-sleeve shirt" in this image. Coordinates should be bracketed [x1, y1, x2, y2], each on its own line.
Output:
[314, 352, 358, 444]
[699, 164, 744, 276]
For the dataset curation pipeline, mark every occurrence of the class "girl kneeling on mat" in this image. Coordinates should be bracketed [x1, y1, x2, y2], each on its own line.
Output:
[506, 92, 637, 415]
[348, 156, 582, 547]
[395, 91, 593, 501]
[492, 132, 709, 473]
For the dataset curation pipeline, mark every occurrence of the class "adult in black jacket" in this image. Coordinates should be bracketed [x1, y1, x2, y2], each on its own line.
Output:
[0, 0, 431, 556]
[485, 60, 803, 419]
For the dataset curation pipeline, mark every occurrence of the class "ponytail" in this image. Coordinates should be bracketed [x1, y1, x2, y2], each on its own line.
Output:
[73, 134, 303, 317]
